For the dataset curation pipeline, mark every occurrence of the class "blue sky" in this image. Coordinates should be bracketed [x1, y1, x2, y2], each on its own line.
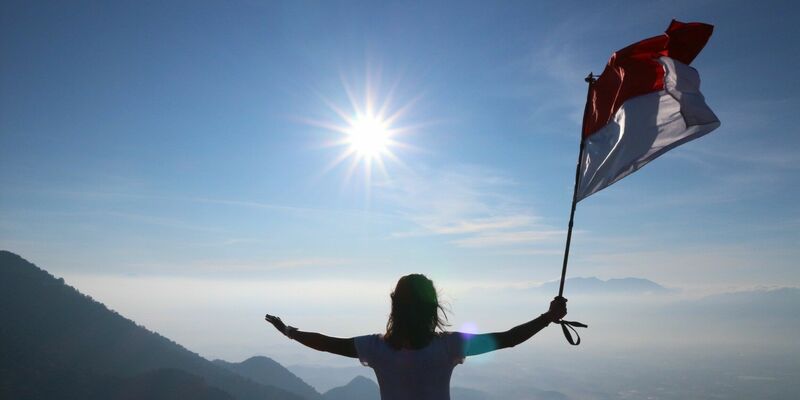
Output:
[2, 0, 799, 312]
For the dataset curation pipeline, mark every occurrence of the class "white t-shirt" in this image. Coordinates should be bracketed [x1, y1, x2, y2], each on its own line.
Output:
[354, 333, 465, 400]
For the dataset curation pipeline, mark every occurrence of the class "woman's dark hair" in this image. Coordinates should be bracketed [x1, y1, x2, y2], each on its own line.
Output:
[385, 274, 449, 350]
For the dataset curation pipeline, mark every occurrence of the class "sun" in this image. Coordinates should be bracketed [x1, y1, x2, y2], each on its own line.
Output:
[306, 73, 419, 186]
[346, 114, 391, 159]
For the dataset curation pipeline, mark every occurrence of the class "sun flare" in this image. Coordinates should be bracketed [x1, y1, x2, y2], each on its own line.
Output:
[308, 73, 419, 186]
[347, 114, 391, 159]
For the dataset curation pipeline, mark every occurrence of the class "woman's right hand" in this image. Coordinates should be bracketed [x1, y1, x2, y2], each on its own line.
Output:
[264, 314, 288, 335]
[547, 296, 568, 321]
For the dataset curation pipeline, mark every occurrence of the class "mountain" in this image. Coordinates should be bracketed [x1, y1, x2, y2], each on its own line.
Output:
[0, 250, 301, 400]
[97, 368, 235, 400]
[536, 277, 671, 295]
[214, 356, 320, 400]
[321, 376, 379, 400]
[287, 364, 369, 393]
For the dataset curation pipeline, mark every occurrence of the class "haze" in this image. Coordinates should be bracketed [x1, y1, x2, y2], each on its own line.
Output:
[2, 1, 799, 399]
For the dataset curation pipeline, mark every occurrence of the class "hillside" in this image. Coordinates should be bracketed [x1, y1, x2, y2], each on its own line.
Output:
[321, 376, 379, 400]
[97, 368, 235, 400]
[0, 251, 301, 400]
[214, 356, 320, 400]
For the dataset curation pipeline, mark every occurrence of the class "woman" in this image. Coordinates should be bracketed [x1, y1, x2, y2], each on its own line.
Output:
[265, 273, 567, 400]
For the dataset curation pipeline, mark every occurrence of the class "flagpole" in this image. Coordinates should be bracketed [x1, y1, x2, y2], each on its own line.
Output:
[550, 73, 595, 346]
[558, 72, 596, 298]
[557, 144, 583, 298]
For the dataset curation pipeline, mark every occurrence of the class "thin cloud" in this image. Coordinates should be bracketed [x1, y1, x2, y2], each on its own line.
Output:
[378, 164, 562, 249]
[124, 257, 353, 275]
[450, 229, 564, 248]
[414, 215, 537, 236]
[27, 186, 399, 221]
[99, 211, 225, 233]
[268, 257, 351, 270]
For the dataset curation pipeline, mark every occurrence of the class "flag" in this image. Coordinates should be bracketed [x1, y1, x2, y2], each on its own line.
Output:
[576, 20, 720, 201]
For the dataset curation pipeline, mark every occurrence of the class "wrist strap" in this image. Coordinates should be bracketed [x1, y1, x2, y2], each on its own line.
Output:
[555, 320, 588, 345]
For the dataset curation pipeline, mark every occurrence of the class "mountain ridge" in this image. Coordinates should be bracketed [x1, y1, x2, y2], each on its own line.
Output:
[321, 375, 379, 400]
[536, 276, 672, 295]
[214, 356, 320, 400]
[0, 250, 301, 400]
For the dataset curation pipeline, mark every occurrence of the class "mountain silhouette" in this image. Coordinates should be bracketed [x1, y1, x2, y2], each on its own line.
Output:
[537, 277, 671, 295]
[0, 250, 301, 400]
[286, 364, 370, 393]
[214, 356, 320, 400]
[97, 368, 235, 400]
[321, 375, 379, 400]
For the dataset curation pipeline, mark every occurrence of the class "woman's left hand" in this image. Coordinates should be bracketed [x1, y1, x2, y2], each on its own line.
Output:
[547, 297, 568, 321]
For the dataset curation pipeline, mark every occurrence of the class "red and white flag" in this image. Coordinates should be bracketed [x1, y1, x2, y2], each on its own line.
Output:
[577, 20, 720, 201]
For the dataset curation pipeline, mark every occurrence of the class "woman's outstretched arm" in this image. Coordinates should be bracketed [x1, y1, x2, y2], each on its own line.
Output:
[265, 314, 357, 358]
[460, 296, 567, 357]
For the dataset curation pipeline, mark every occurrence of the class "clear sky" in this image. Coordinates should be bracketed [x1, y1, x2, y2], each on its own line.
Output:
[2, 0, 799, 361]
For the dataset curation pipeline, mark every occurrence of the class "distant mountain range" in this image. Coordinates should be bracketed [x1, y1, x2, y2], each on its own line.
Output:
[535, 277, 672, 295]
[2, 250, 797, 400]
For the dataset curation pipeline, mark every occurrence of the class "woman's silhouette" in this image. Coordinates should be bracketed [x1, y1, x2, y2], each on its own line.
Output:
[265, 273, 567, 400]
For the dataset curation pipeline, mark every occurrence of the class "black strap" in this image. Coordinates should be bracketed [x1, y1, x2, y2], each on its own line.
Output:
[555, 320, 588, 345]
